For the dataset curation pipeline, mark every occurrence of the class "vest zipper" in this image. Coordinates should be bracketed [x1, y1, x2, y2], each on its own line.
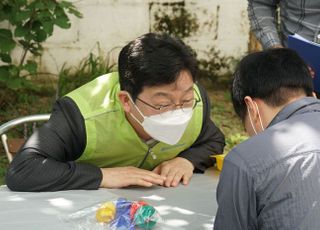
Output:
[138, 141, 159, 168]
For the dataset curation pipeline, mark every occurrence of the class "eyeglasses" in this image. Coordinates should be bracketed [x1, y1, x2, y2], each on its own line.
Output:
[135, 89, 201, 114]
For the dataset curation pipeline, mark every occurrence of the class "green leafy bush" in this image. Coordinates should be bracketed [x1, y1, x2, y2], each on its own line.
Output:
[58, 50, 116, 96]
[197, 47, 237, 86]
[0, 0, 82, 91]
[153, 2, 199, 38]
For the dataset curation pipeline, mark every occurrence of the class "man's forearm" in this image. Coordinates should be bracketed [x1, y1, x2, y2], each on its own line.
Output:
[5, 97, 103, 191]
[6, 151, 102, 191]
[248, 0, 281, 48]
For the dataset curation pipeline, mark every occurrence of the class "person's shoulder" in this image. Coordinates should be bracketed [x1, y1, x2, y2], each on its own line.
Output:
[84, 72, 119, 89]
[224, 130, 275, 174]
[66, 72, 119, 99]
[224, 140, 252, 172]
[96, 72, 119, 82]
[69, 72, 119, 94]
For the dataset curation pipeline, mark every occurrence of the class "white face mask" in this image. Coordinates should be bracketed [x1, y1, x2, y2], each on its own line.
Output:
[128, 96, 193, 145]
[247, 101, 265, 135]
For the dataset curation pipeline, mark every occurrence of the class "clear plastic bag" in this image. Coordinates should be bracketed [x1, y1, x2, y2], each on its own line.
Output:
[63, 197, 163, 230]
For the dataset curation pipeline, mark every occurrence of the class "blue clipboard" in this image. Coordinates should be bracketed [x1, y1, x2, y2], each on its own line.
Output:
[287, 34, 320, 92]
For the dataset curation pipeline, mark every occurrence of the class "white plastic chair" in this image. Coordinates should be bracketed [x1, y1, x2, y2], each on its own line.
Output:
[0, 114, 50, 162]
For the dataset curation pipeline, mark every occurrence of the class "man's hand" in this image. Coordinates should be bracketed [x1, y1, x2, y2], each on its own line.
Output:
[152, 157, 194, 187]
[308, 66, 315, 78]
[100, 166, 165, 188]
[271, 44, 284, 49]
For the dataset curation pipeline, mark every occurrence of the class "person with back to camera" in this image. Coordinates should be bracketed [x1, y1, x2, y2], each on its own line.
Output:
[214, 48, 320, 229]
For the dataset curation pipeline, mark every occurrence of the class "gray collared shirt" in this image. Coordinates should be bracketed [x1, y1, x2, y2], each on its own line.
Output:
[248, 0, 320, 48]
[214, 97, 320, 230]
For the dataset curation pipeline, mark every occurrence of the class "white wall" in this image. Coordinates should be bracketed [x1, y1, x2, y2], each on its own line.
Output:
[13, 0, 250, 74]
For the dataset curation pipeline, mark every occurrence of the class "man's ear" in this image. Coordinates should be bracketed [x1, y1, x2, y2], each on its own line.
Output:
[244, 96, 258, 122]
[118, 91, 131, 113]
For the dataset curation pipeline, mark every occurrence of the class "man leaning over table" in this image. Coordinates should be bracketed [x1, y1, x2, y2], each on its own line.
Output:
[6, 33, 225, 192]
[214, 48, 320, 229]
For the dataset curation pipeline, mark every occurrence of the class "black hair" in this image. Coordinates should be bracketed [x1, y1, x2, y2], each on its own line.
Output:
[118, 33, 197, 100]
[231, 48, 314, 121]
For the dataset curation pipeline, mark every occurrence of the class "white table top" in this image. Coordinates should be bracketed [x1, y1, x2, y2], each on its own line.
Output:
[0, 168, 220, 230]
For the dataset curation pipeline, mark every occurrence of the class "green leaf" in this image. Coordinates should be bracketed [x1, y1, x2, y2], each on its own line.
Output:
[0, 29, 16, 52]
[23, 60, 37, 74]
[3, 4, 20, 24]
[31, 20, 42, 31]
[34, 29, 47, 42]
[15, 10, 31, 22]
[54, 16, 71, 29]
[14, 25, 29, 37]
[37, 11, 52, 20]
[0, 53, 12, 63]
[54, 6, 64, 17]
[0, 76, 9, 84]
[15, 0, 27, 5]
[0, 66, 10, 81]
[0, 11, 6, 21]
[2, 4, 12, 16]
[8, 65, 20, 77]
[46, 1, 56, 10]
[59, 1, 73, 8]
[7, 77, 22, 89]
[34, 1, 45, 10]
[42, 21, 54, 35]
[68, 7, 83, 18]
